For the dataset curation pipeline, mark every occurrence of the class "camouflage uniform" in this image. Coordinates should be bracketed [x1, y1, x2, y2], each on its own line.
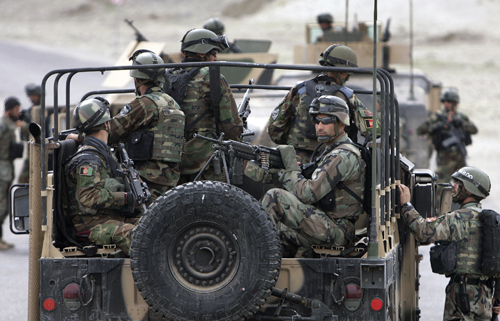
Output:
[267, 74, 370, 164]
[169, 63, 243, 183]
[261, 134, 366, 258]
[18, 107, 33, 184]
[0, 115, 18, 240]
[402, 202, 493, 320]
[108, 86, 185, 200]
[417, 110, 477, 183]
[63, 136, 139, 255]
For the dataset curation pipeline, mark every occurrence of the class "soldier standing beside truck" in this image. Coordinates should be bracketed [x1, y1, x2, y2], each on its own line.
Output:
[0, 97, 25, 250]
[399, 166, 499, 320]
[417, 90, 477, 184]
[261, 96, 366, 258]
[164, 28, 243, 183]
[19, 83, 42, 184]
[267, 44, 373, 164]
[107, 49, 185, 201]
[63, 98, 141, 256]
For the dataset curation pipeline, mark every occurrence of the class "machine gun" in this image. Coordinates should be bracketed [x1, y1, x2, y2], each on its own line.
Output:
[125, 19, 148, 42]
[194, 133, 284, 185]
[124, 19, 174, 63]
[117, 143, 151, 212]
[237, 79, 255, 137]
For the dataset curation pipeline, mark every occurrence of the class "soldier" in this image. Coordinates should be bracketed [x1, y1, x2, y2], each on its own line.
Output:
[18, 83, 42, 184]
[164, 28, 243, 183]
[267, 44, 374, 164]
[261, 96, 366, 258]
[0, 97, 27, 249]
[202, 18, 242, 53]
[316, 13, 336, 43]
[417, 90, 477, 184]
[107, 49, 185, 201]
[399, 167, 497, 320]
[63, 97, 141, 255]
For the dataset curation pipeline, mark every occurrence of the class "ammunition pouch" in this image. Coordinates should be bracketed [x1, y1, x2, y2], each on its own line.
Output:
[126, 131, 154, 162]
[9, 141, 24, 159]
[430, 241, 457, 275]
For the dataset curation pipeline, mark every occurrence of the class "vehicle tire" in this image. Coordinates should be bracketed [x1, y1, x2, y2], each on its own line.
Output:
[130, 180, 281, 321]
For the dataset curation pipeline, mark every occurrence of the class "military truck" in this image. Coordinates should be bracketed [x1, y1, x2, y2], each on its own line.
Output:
[10, 60, 447, 321]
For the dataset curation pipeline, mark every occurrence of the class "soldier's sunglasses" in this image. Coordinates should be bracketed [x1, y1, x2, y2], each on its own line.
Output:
[313, 116, 337, 125]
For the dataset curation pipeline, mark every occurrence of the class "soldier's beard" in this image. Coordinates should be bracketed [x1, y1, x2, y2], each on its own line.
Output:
[452, 186, 467, 204]
[317, 123, 343, 144]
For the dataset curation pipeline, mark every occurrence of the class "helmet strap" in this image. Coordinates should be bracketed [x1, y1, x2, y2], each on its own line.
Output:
[134, 78, 150, 95]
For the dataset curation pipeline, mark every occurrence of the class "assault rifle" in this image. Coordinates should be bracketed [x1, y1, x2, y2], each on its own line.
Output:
[441, 121, 467, 157]
[194, 133, 284, 185]
[117, 143, 151, 212]
[237, 79, 255, 137]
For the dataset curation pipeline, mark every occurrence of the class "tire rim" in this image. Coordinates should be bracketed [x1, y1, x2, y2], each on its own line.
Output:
[169, 222, 240, 292]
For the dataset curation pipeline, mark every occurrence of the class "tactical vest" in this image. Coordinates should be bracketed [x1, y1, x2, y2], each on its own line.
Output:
[454, 208, 483, 276]
[316, 143, 365, 220]
[164, 67, 220, 134]
[142, 92, 185, 163]
[287, 76, 354, 150]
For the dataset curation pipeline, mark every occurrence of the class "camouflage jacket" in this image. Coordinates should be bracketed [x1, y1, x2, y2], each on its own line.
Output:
[170, 66, 243, 175]
[279, 134, 366, 220]
[402, 201, 484, 277]
[0, 115, 18, 182]
[267, 74, 369, 161]
[416, 109, 477, 151]
[108, 86, 184, 188]
[63, 136, 128, 220]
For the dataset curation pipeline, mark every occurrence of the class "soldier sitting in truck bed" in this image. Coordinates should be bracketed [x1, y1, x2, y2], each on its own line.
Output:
[62, 97, 142, 256]
[261, 96, 366, 258]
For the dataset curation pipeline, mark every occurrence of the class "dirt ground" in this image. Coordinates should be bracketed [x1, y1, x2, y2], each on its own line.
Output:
[0, 0, 499, 198]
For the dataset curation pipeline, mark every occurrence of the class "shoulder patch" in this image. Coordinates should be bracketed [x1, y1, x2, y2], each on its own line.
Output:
[79, 166, 93, 176]
[426, 217, 438, 223]
[271, 108, 280, 121]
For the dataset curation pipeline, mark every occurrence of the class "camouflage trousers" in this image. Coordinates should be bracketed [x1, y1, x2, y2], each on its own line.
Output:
[436, 150, 466, 184]
[443, 278, 492, 321]
[261, 188, 354, 258]
[73, 214, 140, 256]
[178, 165, 226, 185]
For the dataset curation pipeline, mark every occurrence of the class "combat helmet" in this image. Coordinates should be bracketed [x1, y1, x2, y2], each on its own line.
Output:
[451, 166, 490, 199]
[309, 95, 350, 126]
[203, 18, 225, 36]
[441, 91, 460, 104]
[74, 97, 111, 134]
[319, 44, 358, 68]
[129, 49, 165, 83]
[181, 28, 229, 54]
[25, 83, 42, 96]
[317, 13, 333, 24]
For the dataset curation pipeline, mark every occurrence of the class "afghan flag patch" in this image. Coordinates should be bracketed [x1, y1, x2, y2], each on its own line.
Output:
[79, 166, 93, 176]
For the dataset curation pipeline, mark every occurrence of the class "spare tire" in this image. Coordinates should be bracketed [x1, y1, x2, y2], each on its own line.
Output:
[130, 181, 281, 321]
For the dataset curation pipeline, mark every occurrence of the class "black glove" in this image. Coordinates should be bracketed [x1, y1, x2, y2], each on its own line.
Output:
[126, 192, 136, 207]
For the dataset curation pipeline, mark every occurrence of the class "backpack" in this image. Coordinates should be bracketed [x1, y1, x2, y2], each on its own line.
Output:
[479, 209, 500, 276]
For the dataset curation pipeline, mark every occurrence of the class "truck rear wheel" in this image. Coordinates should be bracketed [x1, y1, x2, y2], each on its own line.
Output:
[130, 181, 281, 321]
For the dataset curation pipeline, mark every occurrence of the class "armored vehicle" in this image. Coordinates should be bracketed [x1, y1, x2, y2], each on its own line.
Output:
[10, 60, 445, 321]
